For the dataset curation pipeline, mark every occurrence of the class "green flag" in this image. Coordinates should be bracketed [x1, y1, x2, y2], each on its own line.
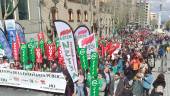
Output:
[78, 48, 88, 71]
[28, 42, 35, 63]
[90, 78, 99, 96]
[90, 52, 98, 78]
[55, 38, 60, 48]
[39, 40, 45, 55]
[20, 44, 28, 69]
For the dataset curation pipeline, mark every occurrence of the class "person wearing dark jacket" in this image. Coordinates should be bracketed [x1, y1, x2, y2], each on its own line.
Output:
[150, 73, 166, 96]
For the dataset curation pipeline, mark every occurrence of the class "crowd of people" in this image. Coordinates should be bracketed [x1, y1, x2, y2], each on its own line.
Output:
[64, 31, 169, 96]
[0, 29, 169, 96]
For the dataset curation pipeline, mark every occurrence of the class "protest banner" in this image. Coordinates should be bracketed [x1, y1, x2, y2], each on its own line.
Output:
[74, 25, 90, 45]
[15, 22, 26, 43]
[0, 68, 66, 93]
[78, 48, 88, 71]
[5, 19, 16, 48]
[58, 46, 64, 65]
[37, 32, 45, 41]
[54, 20, 78, 82]
[90, 52, 98, 78]
[12, 42, 19, 61]
[90, 78, 99, 96]
[39, 40, 45, 56]
[20, 44, 28, 69]
[46, 44, 55, 61]
[78, 34, 97, 59]
[28, 42, 35, 63]
[0, 28, 12, 58]
[35, 48, 43, 63]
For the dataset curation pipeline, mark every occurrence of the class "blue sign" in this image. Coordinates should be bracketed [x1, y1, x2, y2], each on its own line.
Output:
[0, 28, 12, 58]
[15, 22, 26, 43]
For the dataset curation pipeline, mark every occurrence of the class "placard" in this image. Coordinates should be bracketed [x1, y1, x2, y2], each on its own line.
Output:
[0, 68, 66, 93]
[0, 29, 12, 58]
[74, 25, 90, 45]
[78, 34, 97, 59]
[54, 20, 78, 82]
[5, 19, 16, 48]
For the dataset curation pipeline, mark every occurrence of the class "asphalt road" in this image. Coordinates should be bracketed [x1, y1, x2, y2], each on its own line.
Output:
[152, 53, 170, 96]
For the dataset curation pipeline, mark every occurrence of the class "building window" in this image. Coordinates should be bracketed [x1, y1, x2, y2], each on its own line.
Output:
[18, 0, 29, 20]
[77, 10, 81, 22]
[50, 7, 58, 21]
[68, 9, 73, 22]
[0, 0, 14, 19]
[84, 11, 88, 22]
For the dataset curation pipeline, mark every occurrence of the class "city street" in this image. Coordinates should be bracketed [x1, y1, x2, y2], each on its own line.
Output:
[0, 53, 169, 96]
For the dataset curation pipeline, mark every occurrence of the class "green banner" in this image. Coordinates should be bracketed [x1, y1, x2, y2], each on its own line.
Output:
[90, 52, 98, 78]
[28, 42, 35, 63]
[39, 40, 45, 55]
[55, 38, 60, 48]
[79, 48, 88, 71]
[90, 78, 99, 96]
[20, 44, 28, 69]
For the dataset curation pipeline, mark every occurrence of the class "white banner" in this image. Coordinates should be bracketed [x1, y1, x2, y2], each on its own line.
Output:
[78, 34, 97, 59]
[0, 68, 66, 93]
[54, 21, 78, 82]
[74, 26, 90, 45]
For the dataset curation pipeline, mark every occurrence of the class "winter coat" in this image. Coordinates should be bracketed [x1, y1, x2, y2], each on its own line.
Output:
[143, 73, 154, 89]
[117, 58, 124, 73]
[132, 80, 143, 96]
[150, 78, 166, 96]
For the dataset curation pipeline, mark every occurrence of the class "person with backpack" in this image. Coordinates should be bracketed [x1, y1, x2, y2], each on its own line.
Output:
[143, 69, 154, 96]
[150, 73, 166, 96]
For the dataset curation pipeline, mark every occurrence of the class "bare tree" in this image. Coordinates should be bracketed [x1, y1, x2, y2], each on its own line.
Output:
[3, 0, 20, 19]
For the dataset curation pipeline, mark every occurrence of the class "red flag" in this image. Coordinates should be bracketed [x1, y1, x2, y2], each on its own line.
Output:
[16, 34, 21, 48]
[12, 42, 19, 61]
[46, 44, 55, 61]
[35, 48, 43, 63]
[58, 46, 64, 65]
[38, 32, 45, 41]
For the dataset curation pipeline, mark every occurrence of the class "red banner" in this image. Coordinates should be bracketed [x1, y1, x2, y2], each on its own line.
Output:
[12, 42, 19, 61]
[16, 34, 21, 48]
[38, 32, 45, 41]
[46, 44, 55, 61]
[35, 48, 43, 63]
[58, 46, 64, 65]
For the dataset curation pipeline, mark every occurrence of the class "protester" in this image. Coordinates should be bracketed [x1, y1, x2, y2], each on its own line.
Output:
[76, 70, 85, 96]
[130, 55, 141, 78]
[132, 73, 144, 96]
[150, 73, 166, 96]
[112, 73, 124, 96]
[143, 69, 154, 96]
[98, 73, 106, 96]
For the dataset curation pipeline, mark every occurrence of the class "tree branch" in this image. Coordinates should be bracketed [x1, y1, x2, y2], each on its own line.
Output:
[4, 0, 20, 19]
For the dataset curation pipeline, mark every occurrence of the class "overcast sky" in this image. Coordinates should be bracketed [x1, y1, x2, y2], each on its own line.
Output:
[149, 0, 170, 22]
